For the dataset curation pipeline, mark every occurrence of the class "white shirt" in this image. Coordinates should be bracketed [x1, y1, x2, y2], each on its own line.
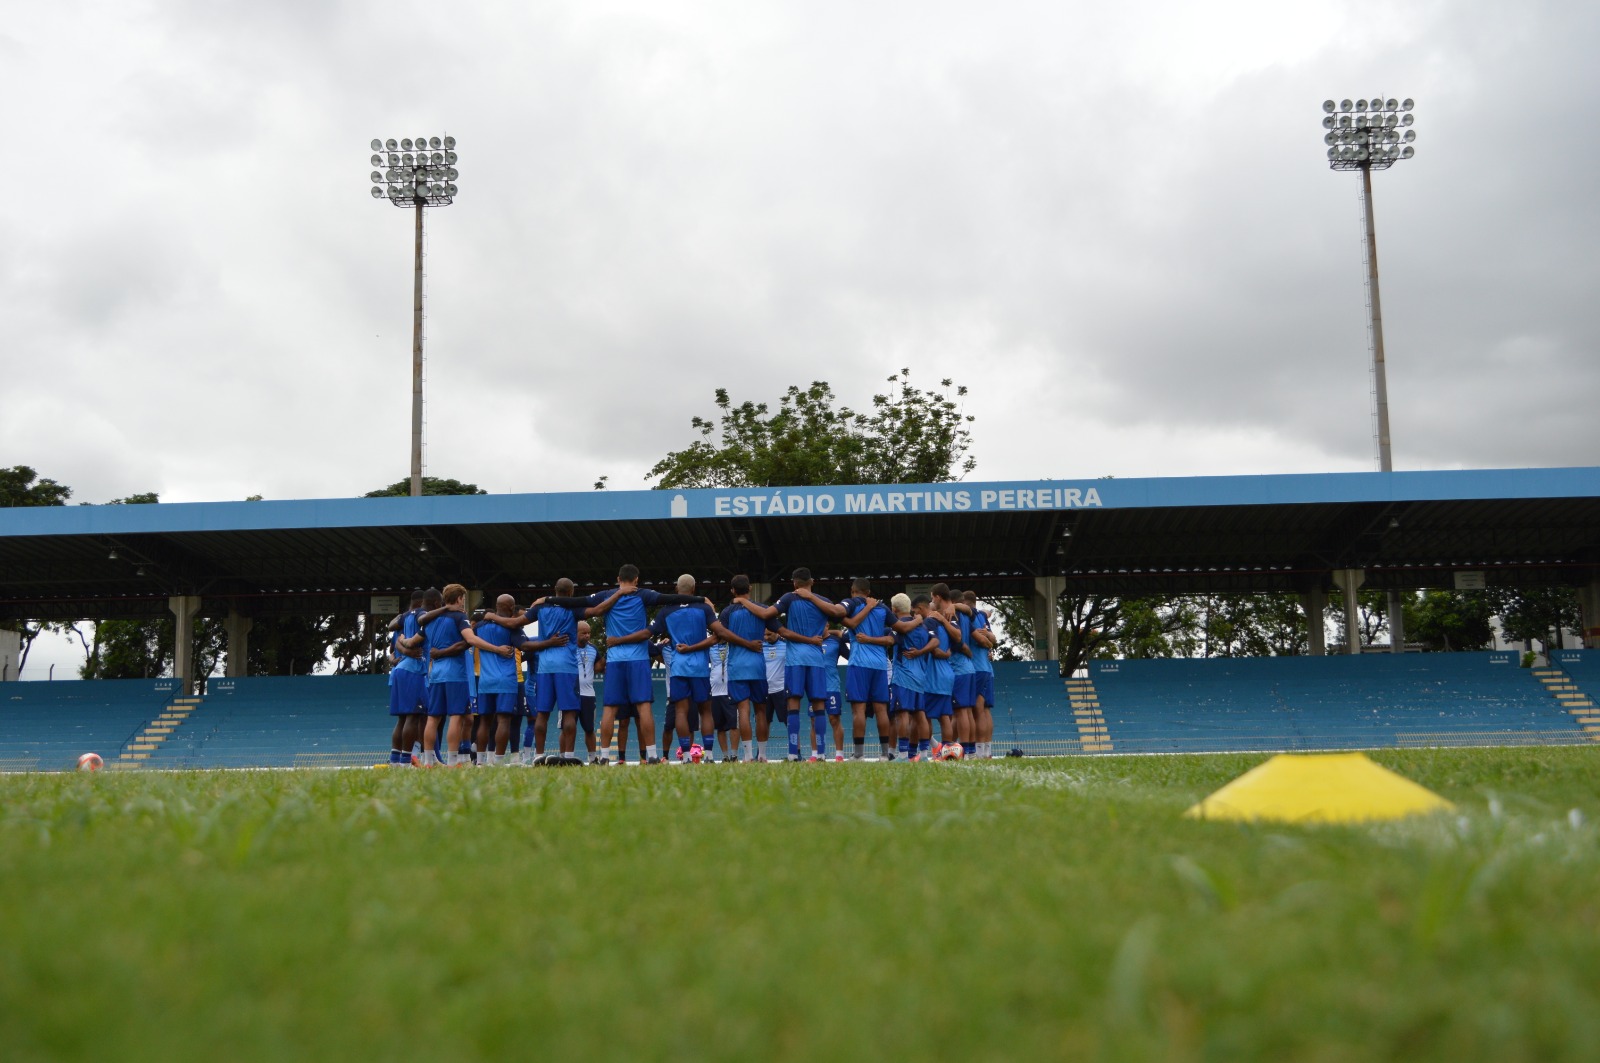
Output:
[764, 639, 787, 692]
[709, 642, 729, 697]
[576, 644, 597, 697]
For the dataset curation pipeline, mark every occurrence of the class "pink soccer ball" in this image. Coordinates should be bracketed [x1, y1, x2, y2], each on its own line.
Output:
[688, 744, 706, 763]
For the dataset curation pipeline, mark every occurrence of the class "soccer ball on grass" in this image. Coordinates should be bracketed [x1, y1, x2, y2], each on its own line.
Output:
[77, 752, 104, 772]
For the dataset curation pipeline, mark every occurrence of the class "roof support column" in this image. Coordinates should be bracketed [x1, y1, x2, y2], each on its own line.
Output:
[751, 582, 773, 606]
[1333, 569, 1365, 655]
[1300, 586, 1327, 656]
[1032, 576, 1064, 661]
[169, 595, 201, 695]
[466, 589, 483, 614]
[1580, 574, 1600, 650]
[225, 609, 253, 678]
[1387, 589, 1407, 653]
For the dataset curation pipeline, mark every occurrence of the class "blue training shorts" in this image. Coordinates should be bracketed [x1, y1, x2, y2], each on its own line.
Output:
[976, 673, 995, 708]
[534, 671, 580, 714]
[728, 678, 767, 704]
[668, 675, 712, 704]
[921, 692, 953, 719]
[785, 664, 828, 702]
[603, 659, 653, 706]
[575, 695, 596, 733]
[477, 691, 519, 716]
[893, 685, 922, 714]
[952, 674, 977, 711]
[845, 666, 889, 705]
[712, 695, 736, 732]
[426, 681, 471, 717]
[389, 669, 426, 716]
[822, 691, 842, 716]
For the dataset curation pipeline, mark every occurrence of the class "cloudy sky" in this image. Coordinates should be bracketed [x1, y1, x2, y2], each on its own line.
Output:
[3, 0, 1597, 508]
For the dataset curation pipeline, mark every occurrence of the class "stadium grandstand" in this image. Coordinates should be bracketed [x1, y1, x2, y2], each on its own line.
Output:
[1, 466, 1597, 768]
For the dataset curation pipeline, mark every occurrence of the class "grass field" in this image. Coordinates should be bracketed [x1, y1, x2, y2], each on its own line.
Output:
[3, 749, 1599, 1062]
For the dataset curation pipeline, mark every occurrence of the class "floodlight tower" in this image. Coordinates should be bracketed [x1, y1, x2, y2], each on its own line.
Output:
[1320, 96, 1416, 651]
[368, 135, 461, 497]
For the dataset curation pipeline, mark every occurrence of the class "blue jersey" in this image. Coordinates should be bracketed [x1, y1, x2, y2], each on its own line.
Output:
[651, 601, 718, 678]
[894, 615, 928, 693]
[474, 620, 524, 694]
[924, 617, 955, 695]
[949, 610, 975, 676]
[973, 611, 994, 674]
[718, 601, 775, 682]
[533, 603, 583, 674]
[587, 587, 698, 663]
[840, 597, 891, 671]
[424, 612, 471, 684]
[821, 634, 844, 693]
[395, 611, 426, 674]
[775, 592, 833, 667]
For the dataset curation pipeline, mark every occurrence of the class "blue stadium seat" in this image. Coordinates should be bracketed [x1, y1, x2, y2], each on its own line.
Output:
[0, 679, 181, 771]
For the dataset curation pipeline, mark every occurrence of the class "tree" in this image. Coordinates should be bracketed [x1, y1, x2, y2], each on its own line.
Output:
[985, 594, 1198, 675]
[1491, 587, 1582, 657]
[1194, 593, 1309, 658]
[1326, 587, 1390, 650]
[0, 466, 73, 676]
[0, 465, 72, 508]
[646, 370, 975, 489]
[1403, 590, 1496, 652]
[364, 477, 486, 498]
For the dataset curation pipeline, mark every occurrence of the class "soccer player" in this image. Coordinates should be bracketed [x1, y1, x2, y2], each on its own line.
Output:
[574, 621, 600, 763]
[650, 574, 739, 762]
[414, 584, 511, 766]
[588, 564, 707, 765]
[472, 594, 528, 764]
[921, 586, 962, 750]
[889, 593, 934, 759]
[814, 625, 847, 761]
[708, 639, 736, 762]
[940, 585, 978, 756]
[716, 575, 776, 763]
[387, 589, 428, 765]
[839, 578, 896, 761]
[478, 579, 623, 764]
[774, 568, 846, 762]
[762, 629, 789, 760]
[963, 591, 998, 759]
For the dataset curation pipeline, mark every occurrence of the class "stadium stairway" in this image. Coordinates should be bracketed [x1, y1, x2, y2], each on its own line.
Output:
[116, 695, 204, 768]
[1535, 652, 1600, 741]
[1064, 674, 1112, 752]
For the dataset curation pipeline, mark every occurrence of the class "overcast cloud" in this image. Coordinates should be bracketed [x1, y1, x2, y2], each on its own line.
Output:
[3, 0, 1597, 507]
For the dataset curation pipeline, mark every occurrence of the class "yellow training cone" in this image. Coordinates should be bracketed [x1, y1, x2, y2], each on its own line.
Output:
[1184, 752, 1454, 825]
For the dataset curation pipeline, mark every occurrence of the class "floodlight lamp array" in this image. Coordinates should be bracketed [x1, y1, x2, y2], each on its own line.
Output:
[1319, 97, 1415, 171]
[367, 135, 460, 206]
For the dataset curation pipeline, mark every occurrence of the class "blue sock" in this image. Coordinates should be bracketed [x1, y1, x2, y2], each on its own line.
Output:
[918, 739, 931, 755]
[898, 737, 911, 755]
[523, 723, 536, 747]
[679, 736, 691, 755]
[813, 715, 827, 755]
[701, 732, 716, 752]
[963, 742, 975, 756]
[786, 711, 801, 757]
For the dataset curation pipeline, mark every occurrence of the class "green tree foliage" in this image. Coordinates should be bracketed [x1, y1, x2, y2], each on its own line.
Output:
[1490, 587, 1582, 656]
[1403, 590, 1496, 652]
[646, 370, 975, 489]
[0, 465, 72, 507]
[0, 466, 72, 675]
[363, 477, 486, 498]
[985, 594, 1199, 675]
[1193, 594, 1309, 657]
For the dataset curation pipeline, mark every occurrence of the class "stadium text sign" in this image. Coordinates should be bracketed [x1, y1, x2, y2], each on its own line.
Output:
[707, 484, 1103, 518]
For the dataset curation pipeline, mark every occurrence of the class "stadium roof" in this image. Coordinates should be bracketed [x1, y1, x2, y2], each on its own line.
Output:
[1, 466, 1597, 620]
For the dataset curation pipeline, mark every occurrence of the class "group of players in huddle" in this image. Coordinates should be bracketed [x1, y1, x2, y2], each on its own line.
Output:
[384, 564, 1000, 767]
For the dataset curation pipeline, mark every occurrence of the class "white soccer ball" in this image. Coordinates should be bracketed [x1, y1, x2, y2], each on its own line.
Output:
[77, 752, 104, 772]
